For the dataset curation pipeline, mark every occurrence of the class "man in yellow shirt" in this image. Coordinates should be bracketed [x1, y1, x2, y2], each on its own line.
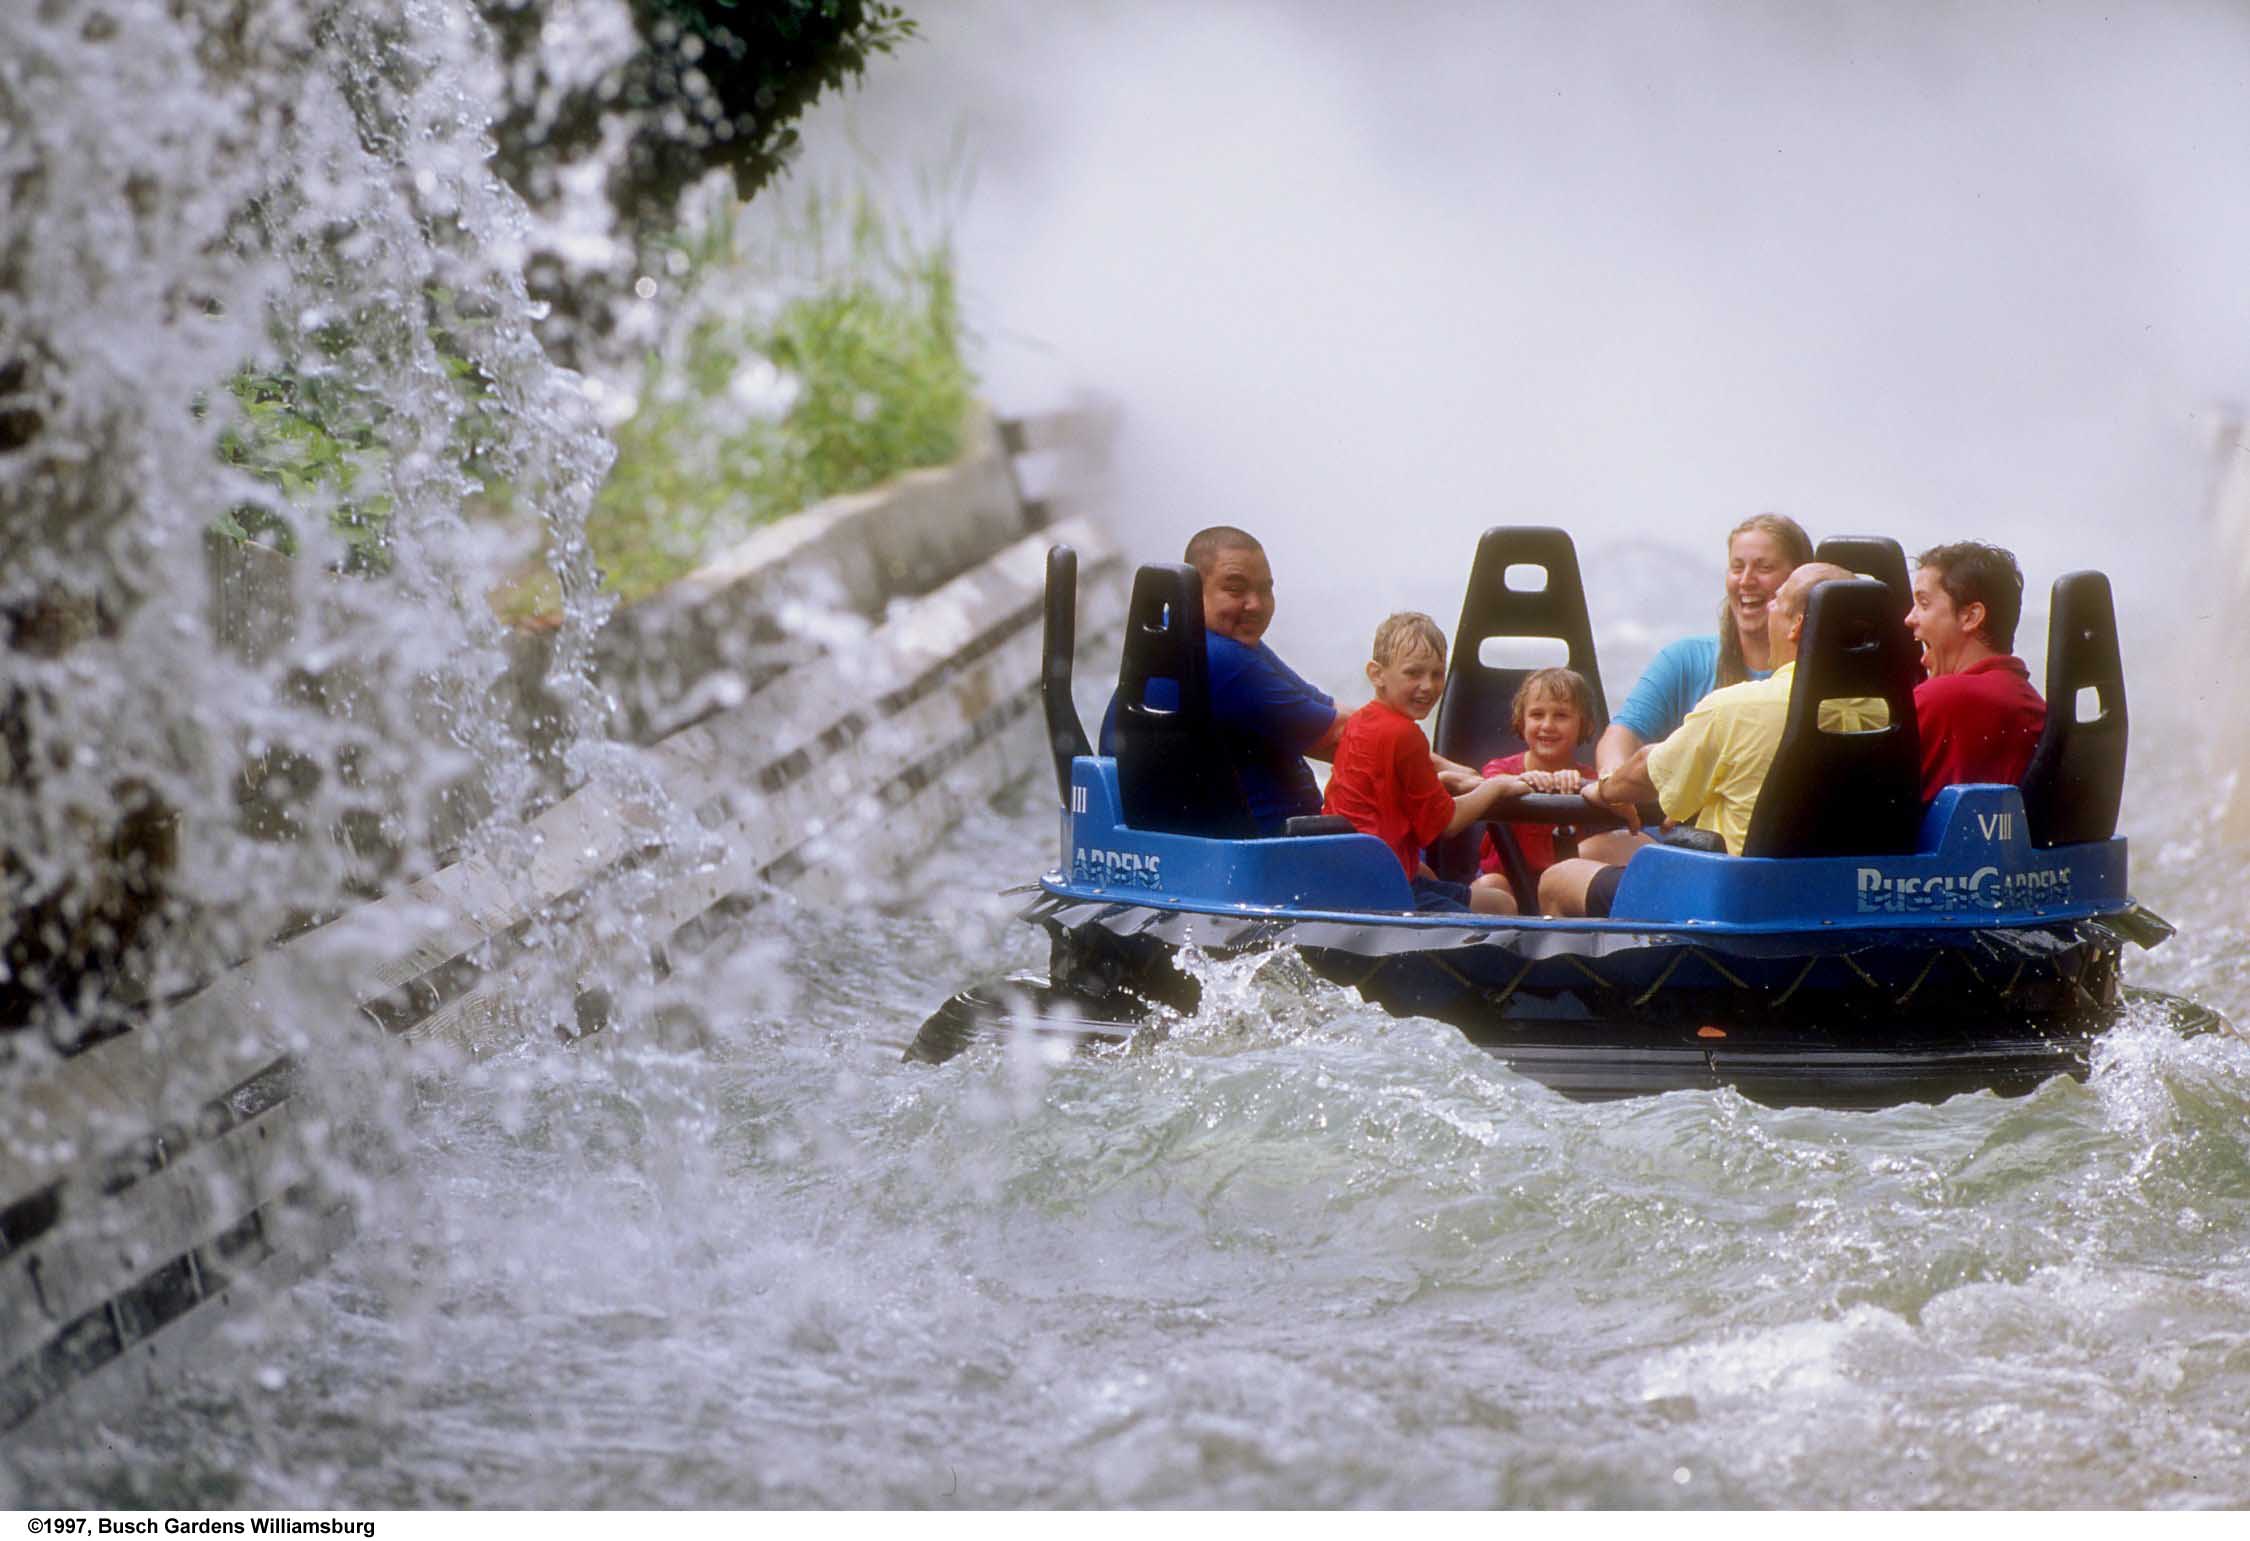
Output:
[1541, 561, 1877, 916]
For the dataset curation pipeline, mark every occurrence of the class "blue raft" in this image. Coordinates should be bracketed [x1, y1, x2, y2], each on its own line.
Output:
[914, 530, 2189, 1107]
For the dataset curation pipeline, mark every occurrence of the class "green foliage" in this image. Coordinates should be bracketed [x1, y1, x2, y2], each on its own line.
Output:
[568, 190, 975, 608]
[212, 185, 975, 618]
[215, 367, 396, 575]
[620, 0, 919, 217]
[211, 290, 511, 577]
[483, 0, 919, 241]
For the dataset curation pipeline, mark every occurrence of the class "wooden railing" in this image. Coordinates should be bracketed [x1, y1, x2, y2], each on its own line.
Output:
[0, 402, 1122, 1437]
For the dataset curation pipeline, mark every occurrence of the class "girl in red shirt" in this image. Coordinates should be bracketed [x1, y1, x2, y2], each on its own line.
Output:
[1480, 668, 1602, 899]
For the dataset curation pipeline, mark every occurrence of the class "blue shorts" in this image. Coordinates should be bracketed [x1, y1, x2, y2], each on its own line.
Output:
[1410, 876, 1474, 914]
[1584, 863, 1626, 917]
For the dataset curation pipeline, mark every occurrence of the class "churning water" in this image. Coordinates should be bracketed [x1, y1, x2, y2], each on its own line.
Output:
[9, 715, 2250, 1510]
[9, 0, 2250, 1513]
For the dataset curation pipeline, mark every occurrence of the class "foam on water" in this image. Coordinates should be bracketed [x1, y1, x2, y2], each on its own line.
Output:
[10, 0, 2250, 1513]
[16, 777, 2248, 1507]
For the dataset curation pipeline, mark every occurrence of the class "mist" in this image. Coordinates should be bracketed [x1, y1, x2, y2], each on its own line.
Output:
[790, 0, 2250, 686]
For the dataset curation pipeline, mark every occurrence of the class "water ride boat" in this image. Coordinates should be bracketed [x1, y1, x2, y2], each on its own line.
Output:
[913, 529, 2191, 1107]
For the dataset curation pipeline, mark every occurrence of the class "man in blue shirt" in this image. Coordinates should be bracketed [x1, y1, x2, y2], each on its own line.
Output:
[1102, 527, 1341, 832]
[1103, 527, 1478, 835]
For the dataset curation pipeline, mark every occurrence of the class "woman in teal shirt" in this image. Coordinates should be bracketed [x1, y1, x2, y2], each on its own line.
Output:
[1594, 513, 1814, 777]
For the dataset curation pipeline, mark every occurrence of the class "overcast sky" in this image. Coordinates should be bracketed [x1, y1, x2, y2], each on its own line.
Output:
[792, 1, 2250, 683]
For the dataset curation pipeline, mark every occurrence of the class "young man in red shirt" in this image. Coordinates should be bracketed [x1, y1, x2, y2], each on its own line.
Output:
[1904, 541, 2048, 803]
[1322, 612, 1528, 914]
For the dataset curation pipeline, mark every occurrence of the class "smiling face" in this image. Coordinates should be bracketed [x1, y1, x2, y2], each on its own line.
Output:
[1200, 544, 1275, 644]
[1366, 638, 1447, 721]
[1517, 687, 1585, 770]
[1725, 529, 1794, 642]
[1906, 564, 1986, 675]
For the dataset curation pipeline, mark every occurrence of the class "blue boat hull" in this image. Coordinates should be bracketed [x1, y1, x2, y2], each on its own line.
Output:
[908, 761, 2189, 1108]
[1010, 898, 2132, 1106]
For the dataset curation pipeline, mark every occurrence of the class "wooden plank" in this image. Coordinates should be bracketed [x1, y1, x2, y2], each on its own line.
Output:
[594, 413, 1029, 743]
[410, 697, 1068, 1054]
[0, 975, 294, 1204]
[402, 553, 1124, 1054]
[786, 595, 1125, 896]
[0, 410, 1121, 1436]
[300, 523, 1115, 1039]
[576, 529, 1123, 944]
[647, 410, 1019, 616]
[792, 693, 1045, 905]
[495, 414, 1024, 756]
[4, 1192, 355, 1442]
[192, 432, 1055, 1032]
[0, 1094, 310, 1362]
[3, 516, 1124, 1200]
[997, 402, 1116, 532]
[394, 514, 1120, 1044]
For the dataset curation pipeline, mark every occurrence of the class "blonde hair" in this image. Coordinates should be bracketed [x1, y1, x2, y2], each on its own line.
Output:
[1715, 512, 1815, 687]
[1371, 611, 1447, 667]
[1509, 667, 1595, 742]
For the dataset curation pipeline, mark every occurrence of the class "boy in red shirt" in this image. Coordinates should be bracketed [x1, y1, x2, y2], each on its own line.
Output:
[1323, 613, 1529, 914]
[1904, 542, 2047, 803]
[1477, 667, 1611, 902]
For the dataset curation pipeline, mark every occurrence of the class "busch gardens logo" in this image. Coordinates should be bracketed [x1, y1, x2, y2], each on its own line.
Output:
[1073, 845, 1164, 890]
[1855, 863, 2073, 914]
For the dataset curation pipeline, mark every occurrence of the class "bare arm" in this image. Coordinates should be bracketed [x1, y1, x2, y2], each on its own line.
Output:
[1444, 771, 1530, 838]
[1306, 704, 1353, 762]
[1432, 751, 1481, 794]
[1595, 721, 1645, 779]
[1583, 748, 1656, 832]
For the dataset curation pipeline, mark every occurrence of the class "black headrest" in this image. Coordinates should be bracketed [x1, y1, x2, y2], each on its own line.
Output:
[2020, 570, 2126, 848]
[1814, 534, 1912, 623]
[1431, 526, 1606, 771]
[1742, 578, 1923, 859]
[1112, 563, 1254, 838]
[1041, 545, 1095, 808]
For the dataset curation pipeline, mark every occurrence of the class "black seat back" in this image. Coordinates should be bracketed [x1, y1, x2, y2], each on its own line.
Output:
[1743, 578, 1923, 859]
[1042, 544, 1093, 809]
[1426, 527, 1605, 888]
[1113, 563, 1255, 838]
[1431, 526, 1608, 770]
[2020, 570, 2126, 848]
[1814, 534, 1912, 622]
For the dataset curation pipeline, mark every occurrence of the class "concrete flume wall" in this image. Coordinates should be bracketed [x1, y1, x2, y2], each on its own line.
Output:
[0, 407, 1122, 1438]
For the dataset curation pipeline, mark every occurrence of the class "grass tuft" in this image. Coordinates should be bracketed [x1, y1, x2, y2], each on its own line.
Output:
[561, 186, 978, 611]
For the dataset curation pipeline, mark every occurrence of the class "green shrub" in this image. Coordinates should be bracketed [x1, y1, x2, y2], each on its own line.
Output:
[482, 1, 919, 243]
[214, 366, 397, 575]
[212, 189, 974, 621]
[211, 289, 511, 577]
[575, 189, 976, 607]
